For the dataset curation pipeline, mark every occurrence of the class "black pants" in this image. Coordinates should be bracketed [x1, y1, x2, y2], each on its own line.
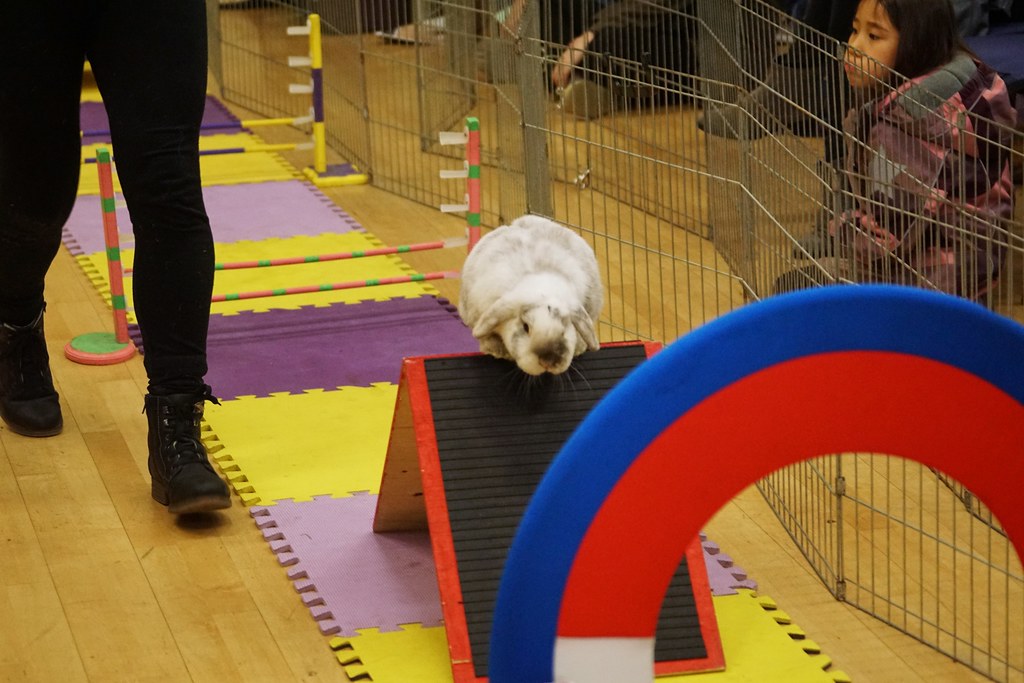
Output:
[0, 0, 214, 393]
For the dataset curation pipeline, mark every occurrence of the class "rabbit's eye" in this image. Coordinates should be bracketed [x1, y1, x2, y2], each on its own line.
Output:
[523, 322, 530, 334]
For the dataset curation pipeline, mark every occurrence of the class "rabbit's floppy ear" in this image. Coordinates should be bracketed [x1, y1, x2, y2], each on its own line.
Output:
[472, 294, 519, 339]
[571, 307, 600, 351]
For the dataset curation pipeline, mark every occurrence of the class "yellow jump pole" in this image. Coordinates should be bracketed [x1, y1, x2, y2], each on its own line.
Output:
[290, 12, 367, 187]
[240, 116, 314, 128]
[308, 14, 327, 174]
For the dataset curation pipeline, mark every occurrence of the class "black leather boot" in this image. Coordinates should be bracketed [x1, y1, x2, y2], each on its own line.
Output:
[0, 306, 63, 437]
[144, 387, 231, 514]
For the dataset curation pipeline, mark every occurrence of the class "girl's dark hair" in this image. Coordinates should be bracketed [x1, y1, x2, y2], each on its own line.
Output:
[873, 0, 971, 78]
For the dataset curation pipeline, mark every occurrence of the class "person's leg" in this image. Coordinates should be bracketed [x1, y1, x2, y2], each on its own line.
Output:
[0, 2, 88, 436]
[0, 3, 86, 324]
[87, 0, 229, 512]
[87, 0, 215, 396]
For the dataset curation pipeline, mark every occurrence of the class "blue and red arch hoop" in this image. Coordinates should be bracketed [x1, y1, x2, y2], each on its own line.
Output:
[489, 285, 1024, 683]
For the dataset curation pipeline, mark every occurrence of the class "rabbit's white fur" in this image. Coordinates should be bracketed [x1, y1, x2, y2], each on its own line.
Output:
[458, 215, 603, 375]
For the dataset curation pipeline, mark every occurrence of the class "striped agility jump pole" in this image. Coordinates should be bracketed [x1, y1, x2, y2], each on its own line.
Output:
[123, 238, 469, 276]
[211, 237, 468, 271]
[211, 271, 460, 303]
[82, 142, 312, 164]
[65, 146, 137, 365]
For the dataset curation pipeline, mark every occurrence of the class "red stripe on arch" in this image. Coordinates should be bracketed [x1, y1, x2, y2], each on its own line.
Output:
[558, 351, 1024, 638]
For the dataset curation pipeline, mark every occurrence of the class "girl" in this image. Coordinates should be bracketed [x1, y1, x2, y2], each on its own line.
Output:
[825, 0, 1018, 299]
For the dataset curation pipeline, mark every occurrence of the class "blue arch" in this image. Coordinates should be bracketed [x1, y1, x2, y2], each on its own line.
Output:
[489, 285, 1024, 682]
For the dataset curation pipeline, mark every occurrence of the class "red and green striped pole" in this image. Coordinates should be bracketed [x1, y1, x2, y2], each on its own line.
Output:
[211, 271, 459, 303]
[65, 146, 137, 365]
[465, 117, 481, 251]
[211, 237, 466, 271]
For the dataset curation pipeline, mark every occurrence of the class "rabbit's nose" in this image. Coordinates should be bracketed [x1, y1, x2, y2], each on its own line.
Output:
[538, 344, 567, 370]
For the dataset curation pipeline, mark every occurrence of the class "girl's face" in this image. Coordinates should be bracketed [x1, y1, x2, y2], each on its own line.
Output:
[844, 0, 901, 89]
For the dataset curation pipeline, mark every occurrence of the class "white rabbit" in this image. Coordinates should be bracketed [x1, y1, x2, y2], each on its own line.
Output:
[458, 214, 603, 375]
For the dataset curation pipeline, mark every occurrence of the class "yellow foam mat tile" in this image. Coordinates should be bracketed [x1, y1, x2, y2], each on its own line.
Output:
[75, 232, 440, 321]
[76, 132, 299, 195]
[664, 591, 849, 682]
[203, 386, 397, 506]
[326, 591, 850, 682]
[329, 625, 453, 683]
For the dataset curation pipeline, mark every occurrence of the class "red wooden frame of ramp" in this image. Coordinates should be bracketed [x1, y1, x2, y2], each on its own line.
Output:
[373, 343, 725, 682]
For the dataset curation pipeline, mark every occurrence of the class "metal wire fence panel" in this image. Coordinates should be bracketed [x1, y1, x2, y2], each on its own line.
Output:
[838, 454, 1024, 682]
[207, 0, 1023, 678]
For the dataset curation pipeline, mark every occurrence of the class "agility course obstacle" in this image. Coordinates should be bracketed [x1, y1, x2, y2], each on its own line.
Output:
[210, 271, 459, 303]
[64, 146, 136, 365]
[123, 238, 467, 277]
[77, 114, 482, 310]
[76, 165, 466, 309]
[487, 286, 1024, 683]
[373, 342, 725, 682]
[288, 13, 365, 187]
[81, 142, 313, 165]
[211, 237, 467, 270]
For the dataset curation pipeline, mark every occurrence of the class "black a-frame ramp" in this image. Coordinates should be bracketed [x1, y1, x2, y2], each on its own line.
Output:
[374, 342, 723, 682]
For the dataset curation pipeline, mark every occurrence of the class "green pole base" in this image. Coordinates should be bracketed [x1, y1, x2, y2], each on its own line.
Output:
[64, 332, 137, 366]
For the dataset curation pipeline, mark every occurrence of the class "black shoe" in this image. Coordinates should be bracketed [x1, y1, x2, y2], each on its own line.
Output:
[0, 306, 63, 437]
[145, 387, 231, 514]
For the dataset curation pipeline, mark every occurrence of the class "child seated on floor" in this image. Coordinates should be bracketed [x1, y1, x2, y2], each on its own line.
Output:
[786, 0, 1018, 300]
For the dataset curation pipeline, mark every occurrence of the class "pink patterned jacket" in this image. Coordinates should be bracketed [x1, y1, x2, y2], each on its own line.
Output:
[834, 53, 1017, 298]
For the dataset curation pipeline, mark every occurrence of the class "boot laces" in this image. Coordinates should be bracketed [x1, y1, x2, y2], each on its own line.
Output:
[162, 405, 204, 466]
[1, 322, 52, 398]
[159, 386, 220, 467]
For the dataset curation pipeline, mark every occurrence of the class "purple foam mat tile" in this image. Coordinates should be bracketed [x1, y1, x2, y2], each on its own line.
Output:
[250, 493, 443, 637]
[199, 296, 476, 399]
[63, 180, 363, 256]
[81, 96, 241, 145]
[198, 181, 366, 243]
[701, 532, 758, 596]
[126, 294, 459, 343]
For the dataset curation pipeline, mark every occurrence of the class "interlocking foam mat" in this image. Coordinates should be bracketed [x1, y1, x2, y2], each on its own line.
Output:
[64, 180, 364, 256]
